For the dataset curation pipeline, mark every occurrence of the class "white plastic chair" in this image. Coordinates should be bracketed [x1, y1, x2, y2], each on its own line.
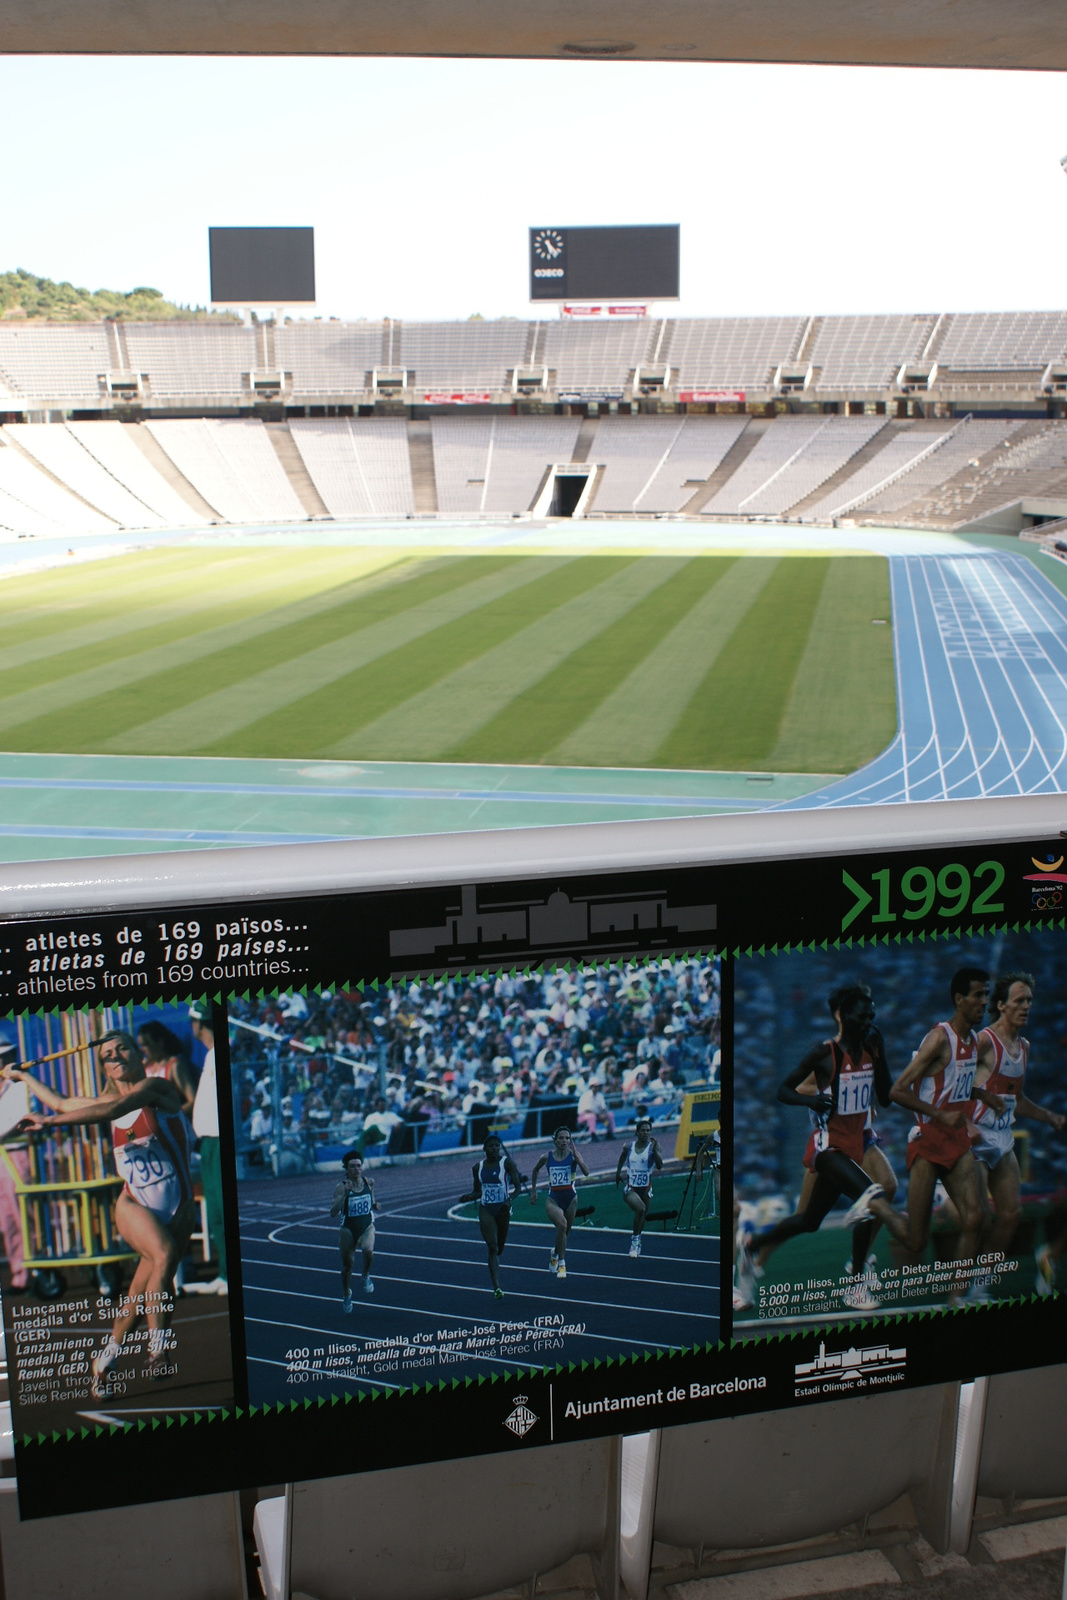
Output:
[0, 1482, 247, 1600]
[255, 1437, 621, 1600]
[632, 1385, 960, 1599]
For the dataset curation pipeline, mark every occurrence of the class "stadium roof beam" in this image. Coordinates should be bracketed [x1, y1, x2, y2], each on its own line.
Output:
[1, 0, 1065, 64]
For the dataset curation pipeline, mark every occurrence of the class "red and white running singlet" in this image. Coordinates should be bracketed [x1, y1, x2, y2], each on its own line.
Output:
[112, 1102, 192, 1223]
[804, 1039, 874, 1168]
[971, 1029, 1028, 1162]
[905, 1020, 976, 1171]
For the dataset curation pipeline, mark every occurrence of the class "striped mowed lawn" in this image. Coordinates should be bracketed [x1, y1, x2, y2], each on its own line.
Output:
[0, 547, 895, 773]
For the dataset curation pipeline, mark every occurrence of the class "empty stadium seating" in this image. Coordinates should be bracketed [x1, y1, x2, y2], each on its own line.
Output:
[857, 418, 1023, 516]
[937, 311, 1067, 372]
[0, 1483, 247, 1600]
[0, 324, 112, 407]
[5, 422, 167, 528]
[737, 414, 886, 514]
[274, 321, 384, 396]
[0, 431, 116, 536]
[3, 391, 1067, 537]
[542, 318, 655, 396]
[255, 1438, 621, 1600]
[809, 314, 934, 390]
[669, 316, 807, 393]
[145, 418, 306, 522]
[481, 416, 583, 513]
[430, 414, 582, 514]
[802, 427, 957, 521]
[589, 415, 688, 512]
[4, 311, 1067, 412]
[650, 1384, 959, 1572]
[67, 420, 211, 526]
[124, 323, 256, 401]
[400, 321, 530, 394]
[638, 415, 749, 512]
[703, 414, 827, 514]
[289, 415, 415, 515]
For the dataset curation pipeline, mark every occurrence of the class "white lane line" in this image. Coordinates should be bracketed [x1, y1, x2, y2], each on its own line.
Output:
[239, 1242, 714, 1293]
[949, 559, 1045, 794]
[913, 557, 977, 798]
[970, 558, 1067, 786]
[239, 1222, 717, 1265]
[242, 1271, 716, 1326]
[931, 558, 1016, 796]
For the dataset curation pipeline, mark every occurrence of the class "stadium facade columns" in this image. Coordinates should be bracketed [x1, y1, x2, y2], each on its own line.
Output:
[1, 0, 1065, 63]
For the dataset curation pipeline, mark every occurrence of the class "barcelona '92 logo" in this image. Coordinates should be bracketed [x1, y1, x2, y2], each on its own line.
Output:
[1026, 852, 1067, 912]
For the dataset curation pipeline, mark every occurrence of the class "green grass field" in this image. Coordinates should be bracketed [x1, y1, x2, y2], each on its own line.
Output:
[456, 1169, 721, 1236]
[0, 547, 896, 772]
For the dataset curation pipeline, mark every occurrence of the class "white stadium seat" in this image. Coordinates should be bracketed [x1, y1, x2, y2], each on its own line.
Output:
[256, 1439, 621, 1600]
[647, 1386, 959, 1583]
[0, 1483, 247, 1600]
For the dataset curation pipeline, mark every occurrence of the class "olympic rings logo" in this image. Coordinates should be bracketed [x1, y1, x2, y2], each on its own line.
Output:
[1031, 891, 1063, 910]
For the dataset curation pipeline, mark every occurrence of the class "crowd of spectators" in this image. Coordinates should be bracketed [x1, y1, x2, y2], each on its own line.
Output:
[230, 958, 720, 1169]
[735, 933, 1067, 1201]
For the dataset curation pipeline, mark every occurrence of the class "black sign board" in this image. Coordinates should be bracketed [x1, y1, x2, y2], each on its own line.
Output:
[529, 225, 680, 301]
[208, 226, 316, 305]
[2, 814, 1065, 1519]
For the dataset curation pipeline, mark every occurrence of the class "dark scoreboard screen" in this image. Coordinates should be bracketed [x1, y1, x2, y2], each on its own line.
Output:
[208, 226, 316, 305]
[529, 224, 680, 301]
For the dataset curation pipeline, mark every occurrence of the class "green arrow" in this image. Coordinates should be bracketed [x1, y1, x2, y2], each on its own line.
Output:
[841, 870, 872, 932]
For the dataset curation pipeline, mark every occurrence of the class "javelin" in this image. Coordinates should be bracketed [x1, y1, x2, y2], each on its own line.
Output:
[229, 1015, 375, 1074]
[13, 1042, 98, 1072]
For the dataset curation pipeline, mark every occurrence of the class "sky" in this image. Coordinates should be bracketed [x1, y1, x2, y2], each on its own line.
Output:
[3, 56, 1067, 322]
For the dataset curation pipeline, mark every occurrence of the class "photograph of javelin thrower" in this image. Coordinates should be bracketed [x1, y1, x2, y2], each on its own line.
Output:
[733, 933, 1067, 1334]
[229, 960, 721, 1401]
[0, 1003, 234, 1436]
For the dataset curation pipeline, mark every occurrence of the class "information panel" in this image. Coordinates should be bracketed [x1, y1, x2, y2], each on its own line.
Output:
[1, 823, 1064, 1518]
[529, 225, 680, 302]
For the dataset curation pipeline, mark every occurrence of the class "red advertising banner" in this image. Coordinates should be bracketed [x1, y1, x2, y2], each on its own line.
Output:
[680, 390, 746, 403]
[562, 304, 649, 318]
[423, 392, 493, 405]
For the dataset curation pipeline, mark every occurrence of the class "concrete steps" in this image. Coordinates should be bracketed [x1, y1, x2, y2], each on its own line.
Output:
[682, 418, 763, 514]
[888, 421, 1057, 527]
[787, 418, 900, 516]
[407, 419, 438, 512]
[123, 423, 219, 520]
[571, 418, 599, 463]
[263, 422, 329, 517]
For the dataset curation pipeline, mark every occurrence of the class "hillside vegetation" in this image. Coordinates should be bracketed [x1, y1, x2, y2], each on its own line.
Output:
[0, 269, 236, 323]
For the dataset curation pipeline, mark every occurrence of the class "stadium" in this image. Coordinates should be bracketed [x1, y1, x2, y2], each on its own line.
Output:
[1, 307, 1067, 856]
[1, 10, 1067, 1592]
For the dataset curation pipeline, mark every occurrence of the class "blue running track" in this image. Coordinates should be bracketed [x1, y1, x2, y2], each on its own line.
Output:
[238, 1169, 718, 1404]
[782, 553, 1067, 808]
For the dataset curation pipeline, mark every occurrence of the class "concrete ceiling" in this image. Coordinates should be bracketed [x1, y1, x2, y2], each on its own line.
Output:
[1, 0, 1064, 64]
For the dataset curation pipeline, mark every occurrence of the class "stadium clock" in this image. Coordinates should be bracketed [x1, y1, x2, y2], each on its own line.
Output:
[533, 229, 564, 260]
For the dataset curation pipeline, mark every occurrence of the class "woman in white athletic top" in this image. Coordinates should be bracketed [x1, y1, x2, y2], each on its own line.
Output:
[9, 1029, 196, 1391]
[616, 1117, 663, 1257]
